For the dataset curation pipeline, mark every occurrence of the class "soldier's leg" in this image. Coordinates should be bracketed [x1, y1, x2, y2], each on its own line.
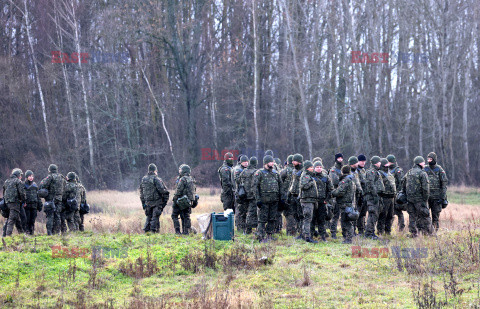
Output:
[222, 192, 235, 212]
[394, 208, 405, 231]
[6, 203, 21, 236]
[310, 203, 320, 237]
[79, 213, 85, 231]
[384, 198, 394, 234]
[45, 209, 54, 236]
[329, 200, 340, 238]
[406, 202, 418, 237]
[416, 202, 433, 236]
[340, 208, 353, 243]
[377, 199, 386, 234]
[182, 208, 192, 234]
[66, 211, 77, 232]
[292, 198, 303, 235]
[274, 210, 282, 233]
[73, 210, 80, 231]
[265, 202, 278, 237]
[24, 208, 33, 235]
[365, 200, 380, 238]
[235, 201, 248, 233]
[429, 198, 442, 231]
[317, 202, 327, 240]
[356, 199, 367, 235]
[2, 221, 6, 237]
[301, 202, 314, 239]
[144, 205, 153, 233]
[19, 205, 27, 232]
[285, 197, 296, 236]
[171, 205, 181, 234]
[53, 204, 62, 234]
[150, 206, 163, 233]
[256, 203, 267, 240]
[245, 199, 256, 234]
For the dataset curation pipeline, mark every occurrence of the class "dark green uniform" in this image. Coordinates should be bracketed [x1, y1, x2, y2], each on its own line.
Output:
[3, 172, 26, 236]
[77, 180, 87, 231]
[356, 165, 368, 234]
[239, 160, 258, 234]
[311, 169, 333, 239]
[288, 164, 303, 235]
[424, 157, 448, 230]
[403, 163, 432, 236]
[280, 164, 295, 235]
[332, 173, 355, 243]
[254, 167, 283, 240]
[389, 164, 405, 231]
[62, 177, 80, 232]
[377, 169, 396, 234]
[234, 162, 248, 232]
[39, 165, 65, 235]
[24, 180, 42, 235]
[364, 162, 385, 238]
[172, 166, 195, 234]
[218, 161, 235, 211]
[299, 169, 318, 239]
[140, 170, 169, 233]
[328, 161, 343, 237]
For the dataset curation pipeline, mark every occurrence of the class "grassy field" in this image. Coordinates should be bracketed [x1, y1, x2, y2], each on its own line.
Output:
[0, 187, 479, 308]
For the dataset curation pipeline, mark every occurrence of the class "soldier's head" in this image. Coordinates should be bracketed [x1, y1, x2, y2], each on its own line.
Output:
[48, 164, 58, 173]
[240, 155, 249, 168]
[341, 165, 351, 175]
[67, 172, 76, 181]
[25, 170, 34, 181]
[264, 149, 274, 157]
[263, 155, 274, 170]
[335, 153, 344, 164]
[348, 156, 358, 169]
[357, 154, 367, 168]
[11, 168, 23, 179]
[370, 156, 381, 168]
[380, 158, 390, 171]
[387, 154, 396, 166]
[181, 164, 191, 175]
[414, 156, 425, 168]
[148, 163, 158, 175]
[287, 155, 294, 165]
[304, 160, 314, 172]
[313, 157, 323, 164]
[237, 154, 245, 164]
[178, 164, 186, 174]
[314, 161, 323, 173]
[427, 152, 437, 165]
[249, 156, 258, 168]
[292, 153, 303, 166]
[224, 152, 234, 166]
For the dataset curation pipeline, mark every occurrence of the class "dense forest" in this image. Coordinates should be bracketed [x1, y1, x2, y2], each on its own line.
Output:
[0, 0, 478, 190]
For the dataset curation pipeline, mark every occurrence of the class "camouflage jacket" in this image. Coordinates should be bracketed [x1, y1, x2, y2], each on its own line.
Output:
[288, 165, 303, 196]
[63, 180, 80, 202]
[3, 175, 26, 204]
[329, 162, 343, 188]
[78, 182, 87, 204]
[357, 166, 367, 192]
[389, 164, 404, 192]
[350, 169, 364, 196]
[39, 172, 65, 202]
[424, 164, 448, 199]
[174, 172, 196, 202]
[299, 171, 318, 203]
[218, 162, 234, 194]
[364, 166, 385, 201]
[332, 174, 355, 206]
[239, 166, 257, 200]
[24, 180, 41, 206]
[403, 165, 429, 203]
[233, 165, 246, 192]
[254, 168, 282, 203]
[139, 173, 169, 207]
[313, 170, 334, 201]
[279, 165, 294, 200]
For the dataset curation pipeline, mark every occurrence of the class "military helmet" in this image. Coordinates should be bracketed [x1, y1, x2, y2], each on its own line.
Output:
[303, 160, 313, 170]
[348, 156, 358, 165]
[414, 156, 425, 165]
[181, 165, 191, 174]
[48, 164, 58, 173]
[249, 156, 258, 166]
[25, 170, 33, 178]
[148, 163, 157, 172]
[12, 168, 23, 177]
[224, 152, 234, 160]
[386, 154, 396, 163]
[263, 155, 274, 165]
[313, 161, 323, 168]
[264, 149, 274, 157]
[238, 154, 245, 163]
[380, 158, 389, 167]
[427, 152, 437, 161]
[370, 156, 381, 165]
[341, 165, 351, 175]
[240, 155, 249, 163]
[292, 153, 303, 163]
[67, 172, 76, 180]
[287, 155, 294, 164]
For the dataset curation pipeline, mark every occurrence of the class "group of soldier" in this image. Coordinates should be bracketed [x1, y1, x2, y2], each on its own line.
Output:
[1, 164, 89, 237]
[218, 150, 448, 243]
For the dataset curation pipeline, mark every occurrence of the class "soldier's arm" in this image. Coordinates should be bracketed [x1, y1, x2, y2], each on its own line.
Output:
[332, 181, 346, 197]
[154, 177, 169, 195]
[220, 169, 233, 190]
[254, 172, 261, 201]
[439, 167, 448, 199]
[17, 180, 26, 203]
[421, 173, 429, 201]
[300, 173, 313, 190]
[376, 174, 385, 194]
[277, 173, 284, 200]
[139, 181, 145, 204]
[395, 168, 404, 191]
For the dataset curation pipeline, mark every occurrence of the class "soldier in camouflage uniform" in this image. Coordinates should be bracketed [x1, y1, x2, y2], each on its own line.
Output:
[311, 161, 333, 241]
[402, 156, 432, 237]
[234, 155, 249, 233]
[280, 155, 295, 235]
[218, 152, 235, 212]
[172, 164, 196, 234]
[239, 156, 258, 234]
[140, 164, 169, 233]
[387, 155, 405, 232]
[425, 152, 448, 231]
[288, 153, 304, 237]
[274, 158, 282, 171]
[76, 175, 87, 231]
[254, 155, 283, 242]
[328, 153, 344, 239]
[3, 169, 26, 236]
[39, 164, 65, 235]
[299, 161, 318, 243]
[377, 159, 396, 235]
[364, 156, 385, 239]
[24, 170, 42, 235]
[61, 172, 80, 232]
[356, 154, 368, 235]
[332, 166, 356, 244]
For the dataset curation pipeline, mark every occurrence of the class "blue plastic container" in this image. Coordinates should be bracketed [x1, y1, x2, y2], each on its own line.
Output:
[211, 212, 234, 241]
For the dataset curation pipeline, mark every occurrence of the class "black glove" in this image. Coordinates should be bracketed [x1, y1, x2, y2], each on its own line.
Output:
[256, 201, 263, 208]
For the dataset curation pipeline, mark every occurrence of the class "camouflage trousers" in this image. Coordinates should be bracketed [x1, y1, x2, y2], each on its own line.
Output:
[5, 203, 23, 236]
[45, 201, 61, 235]
[60, 210, 77, 233]
[283, 197, 297, 236]
[394, 207, 405, 231]
[73, 210, 81, 231]
[428, 198, 442, 231]
[245, 199, 258, 234]
[340, 205, 354, 242]
[144, 204, 164, 233]
[356, 197, 367, 235]
[256, 201, 278, 240]
[311, 201, 328, 238]
[329, 199, 340, 236]
[78, 212, 85, 231]
[221, 191, 235, 212]
[24, 205, 37, 235]
[171, 205, 191, 234]
[288, 195, 303, 235]
[407, 202, 432, 237]
[377, 197, 394, 234]
[274, 210, 283, 233]
[235, 199, 248, 233]
[300, 202, 315, 238]
[365, 198, 380, 237]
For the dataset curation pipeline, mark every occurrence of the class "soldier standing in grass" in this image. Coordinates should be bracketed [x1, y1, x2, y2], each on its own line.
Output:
[356, 154, 368, 236]
[311, 161, 334, 241]
[364, 156, 385, 240]
[288, 153, 304, 237]
[39, 164, 65, 235]
[62, 172, 80, 232]
[328, 153, 344, 239]
[387, 154, 405, 232]
[332, 166, 356, 244]
[3, 168, 26, 236]
[76, 174, 87, 231]
[280, 155, 295, 235]
[234, 155, 249, 233]
[239, 156, 259, 234]
[140, 163, 169, 233]
[218, 152, 235, 212]
[377, 158, 396, 235]
[298, 160, 318, 243]
[424, 152, 448, 231]
[172, 164, 196, 235]
[24, 170, 42, 235]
